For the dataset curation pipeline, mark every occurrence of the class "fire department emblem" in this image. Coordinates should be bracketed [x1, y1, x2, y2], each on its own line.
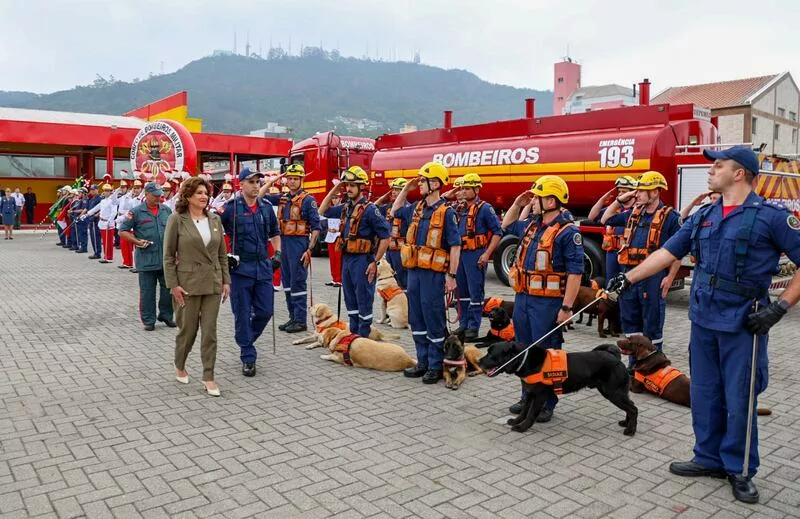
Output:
[787, 215, 800, 231]
[130, 120, 197, 185]
[573, 233, 583, 245]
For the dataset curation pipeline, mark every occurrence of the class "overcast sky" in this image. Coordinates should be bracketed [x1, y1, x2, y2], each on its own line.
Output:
[1, 0, 797, 96]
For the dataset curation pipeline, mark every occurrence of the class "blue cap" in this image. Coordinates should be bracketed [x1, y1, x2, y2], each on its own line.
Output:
[238, 168, 263, 182]
[703, 145, 760, 176]
[144, 182, 163, 196]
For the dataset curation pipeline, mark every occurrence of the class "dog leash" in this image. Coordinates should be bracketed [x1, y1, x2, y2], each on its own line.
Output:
[487, 293, 606, 377]
[445, 287, 462, 333]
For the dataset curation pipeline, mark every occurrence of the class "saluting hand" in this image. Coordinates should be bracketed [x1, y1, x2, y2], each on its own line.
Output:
[171, 286, 189, 307]
[513, 190, 534, 208]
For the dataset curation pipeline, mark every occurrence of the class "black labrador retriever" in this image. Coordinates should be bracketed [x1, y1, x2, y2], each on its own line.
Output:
[467, 307, 514, 348]
[478, 341, 638, 435]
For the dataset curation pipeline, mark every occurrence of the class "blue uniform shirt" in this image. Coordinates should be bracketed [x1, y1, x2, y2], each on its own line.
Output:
[664, 192, 800, 332]
[379, 201, 410, 237]
[324, 197, 390, 250]
[87, 195, 102, 221]
[456, 198, 502, 239]
[220, 195, 280, 280]
[605, 202, 681, 271]
[264, 190, 321, 233]
[510, 210, 584, 275]
[395, 198, 461, 250]
[69, 198, 87, 217]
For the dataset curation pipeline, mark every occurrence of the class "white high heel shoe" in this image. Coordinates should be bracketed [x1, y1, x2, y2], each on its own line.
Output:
[175, 365, 189, 384]
[202, 382, 221, 397]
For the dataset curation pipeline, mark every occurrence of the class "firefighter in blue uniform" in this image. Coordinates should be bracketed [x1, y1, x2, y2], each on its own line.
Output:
[453, 173, 502, 339]
[220, 168, 282, 377]
[375, 178, 409, 289]
[392, 162, 461, 384]
[588, 176, 638, 284]
[263, 164, 320, 333]
[608, 145, 800, 504]
[501, 176, 584, 420]
[319, 167, 391, 337]
[601, 171, 681, 357]
[86, 184, 103, 259]
[71, 187, 89, 253]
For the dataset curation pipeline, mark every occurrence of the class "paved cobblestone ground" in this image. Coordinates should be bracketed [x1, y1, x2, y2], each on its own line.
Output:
[2, 233, 800, 518]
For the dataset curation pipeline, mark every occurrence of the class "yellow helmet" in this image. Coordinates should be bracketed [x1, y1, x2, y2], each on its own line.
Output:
[389, 178, 408, 189]
[532, 175, 569, 203]
[222, 183, 233, 191]
[340, 165, 369, 184]
[637, 171, 668, 191]
[418, 162, 449, 185]
[453, 177, 464, 188]
[615, 176, 638, 190]
[286, 164, 305, 177]
[101, 184, 113, 191]
[461, 173, 482, 188]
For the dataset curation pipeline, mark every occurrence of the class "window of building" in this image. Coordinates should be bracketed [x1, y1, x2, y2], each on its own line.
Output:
[0, 155, 67, 177]
[790, 111, 797, 122]
[557, 96, 563, 101]
[94, 158, 132, 179]
[557, 77, 564, 84]
[778, 107, 786, 118]
[752, 117, 757, 134]
[793, 128, 798, 145]
[774, 123, 780, 140]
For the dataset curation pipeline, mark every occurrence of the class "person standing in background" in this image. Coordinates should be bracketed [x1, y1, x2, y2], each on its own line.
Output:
[324, 191, 343, 287]
[12, 188, 24, 229]
[1, 189, 16, 239]
[23, 187, 36, 225]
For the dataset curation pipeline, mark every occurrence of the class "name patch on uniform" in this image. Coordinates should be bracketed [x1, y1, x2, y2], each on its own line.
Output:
[787, 215, 800, 230]
[701, 221, 713, 227]
[573, 233, 582, 245]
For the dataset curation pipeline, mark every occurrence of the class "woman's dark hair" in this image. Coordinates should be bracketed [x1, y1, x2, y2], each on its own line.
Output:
[175, 177, 212, 214]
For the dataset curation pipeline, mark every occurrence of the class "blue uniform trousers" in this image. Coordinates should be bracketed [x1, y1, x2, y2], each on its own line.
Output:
[89, 220, 101, 256]
[620, 271, 666, 365]
[57, 224, 66, 245]
[68, 222, 78, 249]
[281, 236, 309, 325]
[604, 251, 620, 286]
[513, 293, 563, 410]
[456, 249, 486, 330]
[75, 220, 88, 252]
[138, 269, 172, 326]
[385, 250, 407, 290]
[342, 253, 376, 337]
[689, 322, 768, 476]
[407, 269, 447, 370]
[230, 271, 274, 364]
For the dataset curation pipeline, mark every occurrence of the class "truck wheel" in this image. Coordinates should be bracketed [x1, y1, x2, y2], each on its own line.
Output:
[582, 237, 604, 285]
[493, 235, 520, 286]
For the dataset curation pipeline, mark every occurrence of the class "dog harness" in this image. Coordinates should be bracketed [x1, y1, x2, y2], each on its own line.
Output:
[487, 323, 515, 341]
[315, 320, 347, 333]
[483, 297, 504, 314]
[333, 333, 360, 366]
[522, 349, 569, 394]
[378, 286, 404, 302]
[443, 358, 467, 368]
[634, 365, 682, 396]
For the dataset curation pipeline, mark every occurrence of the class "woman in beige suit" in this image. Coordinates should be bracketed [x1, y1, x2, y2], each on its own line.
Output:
[163, 177, 230, 396]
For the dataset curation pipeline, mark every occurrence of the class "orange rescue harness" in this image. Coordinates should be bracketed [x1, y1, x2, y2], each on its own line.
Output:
[509, 220, 574, 297]
[601, 225, 623, 252]
[617, 205, 673, 266]
[488, 323, 515, 341]
[634, 365, 682, 396]
[461, 201, 489, 251]
[337, 201, 374, 254]
[400, 202, 450, 273]
[483, 297, 504, 314]
[316, 320, 347, 334]
[278, 191, 310, 236]
[522, 349, 569, 394]
[388, 216, 405, 251]
[378, 286, 404, 302]
[334, 333, 360, 366]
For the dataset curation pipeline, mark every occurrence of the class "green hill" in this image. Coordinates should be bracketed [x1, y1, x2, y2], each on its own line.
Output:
[1, 52, 553, 139]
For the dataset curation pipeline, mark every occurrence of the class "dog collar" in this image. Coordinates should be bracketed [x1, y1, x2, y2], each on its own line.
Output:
[443, 358, 467, 368]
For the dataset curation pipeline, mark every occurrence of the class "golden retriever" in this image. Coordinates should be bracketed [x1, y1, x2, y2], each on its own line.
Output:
[375, 260, 409, 328]
[293, 303, 400, 349]
[319, 328, 417, 371]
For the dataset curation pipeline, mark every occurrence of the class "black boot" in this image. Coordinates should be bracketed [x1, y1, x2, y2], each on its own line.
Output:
[278, 319, 294, 331]
[450, 326, 466, 335]
[509, 400, 525, 414]
[159, 318, 177, 328]
[404, 365, 427, 378]
[285, 322, 307, 333]
[422, 370, 443, 384]
[668, 461, 727, 479]
[242, 363, 256, 377]
[464, 329, 479, 341]
[728, 475, 759, 504]
[536, 408, 554, 423]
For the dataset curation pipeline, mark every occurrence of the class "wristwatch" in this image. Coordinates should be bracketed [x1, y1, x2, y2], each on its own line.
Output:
[560, 304, 572, 312]
[447, 272, 457, 279]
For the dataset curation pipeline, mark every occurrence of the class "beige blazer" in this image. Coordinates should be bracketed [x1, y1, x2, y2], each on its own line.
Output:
[163, 211, 231, 295]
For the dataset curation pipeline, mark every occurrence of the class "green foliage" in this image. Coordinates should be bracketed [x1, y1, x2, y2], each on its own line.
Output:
[1, 54, 553, 140]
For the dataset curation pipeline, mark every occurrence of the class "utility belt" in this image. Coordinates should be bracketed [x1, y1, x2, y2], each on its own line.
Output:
[400, 244, 449, 273]
[693, 270, 767, 300]
[280, 220, 308, 236]
[388, 237, 405, 251]
[337, 236, 373, 254]
[617, 247, 653, 266]
[461, 233, 488, 251]
[508, 266, 567, 297]
[238, 251, 268, 262]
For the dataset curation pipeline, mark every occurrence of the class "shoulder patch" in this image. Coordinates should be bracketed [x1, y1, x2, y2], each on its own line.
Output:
[573, 233, 583, 245]
[308, 199, 318, 209]
[787, 214, 800, 231]
[126, 211, 134, 220]
[373, 206, 381, 217]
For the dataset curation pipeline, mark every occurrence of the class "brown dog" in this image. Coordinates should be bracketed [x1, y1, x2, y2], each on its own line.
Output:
[319, 328, 417, 371]
[618, 336, 772, 415]
[442, 331, 484, 389]
[572, 284, 621, 338]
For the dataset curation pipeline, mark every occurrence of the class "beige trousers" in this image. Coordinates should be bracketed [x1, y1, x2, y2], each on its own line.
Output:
[174, 293, 222, 381]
